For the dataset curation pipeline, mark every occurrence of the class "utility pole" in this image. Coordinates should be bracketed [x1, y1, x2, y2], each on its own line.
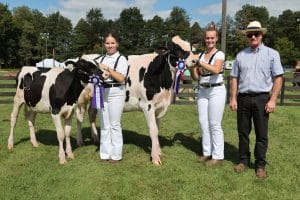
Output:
[40, 32, 49, 58]
[221, 0, 227, 55]
[99, 36, 104, 55]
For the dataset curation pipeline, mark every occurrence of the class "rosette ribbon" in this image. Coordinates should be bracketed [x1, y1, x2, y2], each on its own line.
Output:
[174, 59, 187, 95]
[89, 74, 104, 110]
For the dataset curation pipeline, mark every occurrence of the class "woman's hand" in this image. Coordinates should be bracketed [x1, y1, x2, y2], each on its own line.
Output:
[98, 63, 109, 71]
[98, 64, 110, 79]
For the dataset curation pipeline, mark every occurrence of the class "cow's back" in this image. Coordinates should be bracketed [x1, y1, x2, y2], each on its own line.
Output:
[18, 67, 76, 116]
[124, 53, 174, 118]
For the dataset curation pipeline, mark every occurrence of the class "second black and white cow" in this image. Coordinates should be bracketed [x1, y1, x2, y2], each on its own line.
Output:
[8, 59, 104, 164]
[76, 36, 196, 165]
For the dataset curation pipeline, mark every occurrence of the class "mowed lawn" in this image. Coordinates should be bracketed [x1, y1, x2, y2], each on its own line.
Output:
[0, 103, 299, 200]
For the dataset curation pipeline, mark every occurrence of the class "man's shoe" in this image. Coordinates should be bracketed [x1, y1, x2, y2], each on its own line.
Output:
[234, 163, 248, 173]
[256, 168, 267, 179]
[199, 156, 211, 163]
[205, 159, 223, 167]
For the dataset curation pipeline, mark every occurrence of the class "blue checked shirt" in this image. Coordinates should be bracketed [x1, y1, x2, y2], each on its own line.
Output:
[230, 44, 284, 93]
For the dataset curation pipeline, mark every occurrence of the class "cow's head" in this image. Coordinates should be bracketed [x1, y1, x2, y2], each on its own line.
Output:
[166, 35, 197, 69]
[65, 59, 105, 84]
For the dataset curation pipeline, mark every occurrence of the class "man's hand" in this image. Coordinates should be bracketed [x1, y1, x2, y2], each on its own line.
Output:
[265, 100, 276, 113]
[229, 98, 238, 111]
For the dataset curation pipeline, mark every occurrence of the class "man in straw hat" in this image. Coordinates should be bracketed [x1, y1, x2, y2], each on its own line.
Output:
[229, 21, 284, 179]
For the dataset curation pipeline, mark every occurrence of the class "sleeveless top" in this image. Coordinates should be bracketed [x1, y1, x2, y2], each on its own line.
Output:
[198, 50, 225, 84]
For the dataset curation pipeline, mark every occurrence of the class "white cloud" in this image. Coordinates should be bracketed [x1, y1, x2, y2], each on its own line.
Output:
[198, 0, 300, 18]
[55, 0, 168, 25]
[50, 0, 300, 27]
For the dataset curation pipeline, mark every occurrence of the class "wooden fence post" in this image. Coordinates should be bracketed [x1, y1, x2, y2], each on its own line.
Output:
[226, 76, 231, 104]
[280, 77, 285, 106]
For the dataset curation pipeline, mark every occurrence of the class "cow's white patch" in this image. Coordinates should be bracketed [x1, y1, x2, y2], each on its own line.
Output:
[172, 35, 191, 52]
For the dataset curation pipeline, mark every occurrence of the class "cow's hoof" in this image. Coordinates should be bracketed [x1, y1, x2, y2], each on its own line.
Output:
[152, 159, 162, 166]
[31, 141, 39, 148]
[59, 159, 67, 164]
[67, 153, 75, 160]
[7, 144, 13, 150]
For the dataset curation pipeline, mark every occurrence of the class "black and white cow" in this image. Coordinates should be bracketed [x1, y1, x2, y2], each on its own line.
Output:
[8, 59, 104, 164]
[76, 36, 197, 165]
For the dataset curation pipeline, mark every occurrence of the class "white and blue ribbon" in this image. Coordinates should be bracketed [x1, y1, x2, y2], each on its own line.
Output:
[89, 75, 104, 110]
[174, 59, 187, 95]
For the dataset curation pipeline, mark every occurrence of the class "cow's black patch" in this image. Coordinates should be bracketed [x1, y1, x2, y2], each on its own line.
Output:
[125, 90, 130, 102]
[148, 104, 151, 111]
[126, 77, 132, 87]
[49, 70, 82, 114]
[139, 67, 146, 82]
[23, 71, 45, 107]
[142, 41, 190, 101]
[143, 53, 172, 101]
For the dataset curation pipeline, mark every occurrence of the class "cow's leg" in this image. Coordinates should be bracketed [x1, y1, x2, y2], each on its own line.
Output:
[88, 103, 98, 143]
[143, 108, 161, 165]
[26, 109, 38, 147]
[8, 96, 24, 150]
[52, 115, 66, 164]
[64, 117, 74, 160]
[155, 118, 162, 155]
[76, 104, 86, 146]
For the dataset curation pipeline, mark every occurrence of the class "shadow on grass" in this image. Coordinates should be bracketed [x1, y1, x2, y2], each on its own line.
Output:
[172, 132, 239, 164]
[12, 127, 238, 164]
[13, 129, 84, 151]
[123, 129, 174, 154]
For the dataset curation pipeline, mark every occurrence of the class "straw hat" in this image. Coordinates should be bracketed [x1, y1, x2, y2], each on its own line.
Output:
[241, 21, 267, 34]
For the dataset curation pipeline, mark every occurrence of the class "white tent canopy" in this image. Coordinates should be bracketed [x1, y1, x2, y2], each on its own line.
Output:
[36, 58, 66, 68]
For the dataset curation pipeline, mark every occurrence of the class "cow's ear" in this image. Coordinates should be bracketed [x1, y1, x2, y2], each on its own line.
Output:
[155, 47, 169, 54]
[65, 61, 76, 71]
[167, 42, 175, 52]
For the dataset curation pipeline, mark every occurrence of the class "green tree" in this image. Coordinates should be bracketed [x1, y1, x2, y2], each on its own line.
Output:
[235, 4, 269, 30]
[264, 16, 278, 47]
[45, 12, 72, 61]
[143, 15, 166, 51]
[224, 15, 242, 58]
[0, 3, 19, 67]
[275, 37, 300, 65]
[13, 6, 37, 65]
[276, 10, 300, 51]
[71, 19, 90, 56]
[189, 22, 204, 52]
[165, 7, 190, 40]
[118, 7, 145, 54]
[86, 8, 106, 53]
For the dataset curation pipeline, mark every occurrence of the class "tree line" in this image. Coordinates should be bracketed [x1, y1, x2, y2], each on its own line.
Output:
[0, 3, 299, 68]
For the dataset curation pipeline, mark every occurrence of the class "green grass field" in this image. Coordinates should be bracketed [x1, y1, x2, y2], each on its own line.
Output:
[0, 103, 299, 200]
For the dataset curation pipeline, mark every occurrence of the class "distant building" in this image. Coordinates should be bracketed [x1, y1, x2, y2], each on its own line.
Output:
[36, 58, 66, 72]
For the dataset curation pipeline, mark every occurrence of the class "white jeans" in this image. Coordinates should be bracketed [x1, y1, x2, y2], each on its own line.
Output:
[197, 84, 226, 160]
[99, 86, 125, 160]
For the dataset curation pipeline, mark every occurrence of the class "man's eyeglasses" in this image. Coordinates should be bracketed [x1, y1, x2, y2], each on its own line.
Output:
[247, 32, 261, 38]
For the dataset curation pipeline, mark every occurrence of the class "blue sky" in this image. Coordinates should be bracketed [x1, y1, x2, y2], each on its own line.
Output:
[2, 0, 300, 27]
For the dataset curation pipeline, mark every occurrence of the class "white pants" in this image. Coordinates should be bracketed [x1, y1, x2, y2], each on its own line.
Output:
[99, 86, 125, 160]
[197, 85, 226, 160]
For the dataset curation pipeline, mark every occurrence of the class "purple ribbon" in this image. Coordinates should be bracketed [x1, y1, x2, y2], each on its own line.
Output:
[90, 75, 104, 110]
[174, 59, 186, 95]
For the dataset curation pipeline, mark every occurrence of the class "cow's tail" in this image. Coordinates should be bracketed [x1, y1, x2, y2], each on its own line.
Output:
[15, 71, 21, 88]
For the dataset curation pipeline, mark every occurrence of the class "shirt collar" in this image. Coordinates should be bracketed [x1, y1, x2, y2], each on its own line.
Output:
[105, 51, 120, 58]
[248, 43, 264, 53]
